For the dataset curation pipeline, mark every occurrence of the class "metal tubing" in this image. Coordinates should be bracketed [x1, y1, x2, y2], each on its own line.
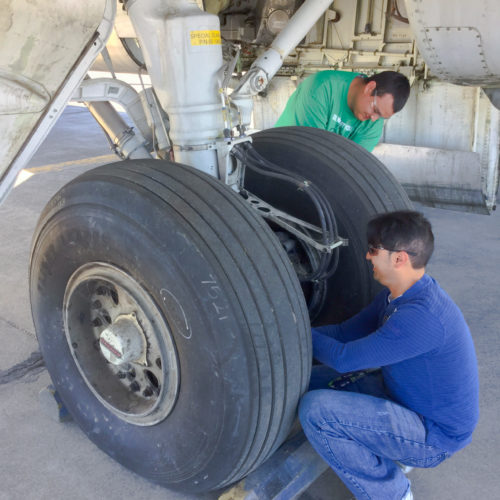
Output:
[86, 101, 152, 159]
[233, 0, 333, 98]
[259, 0, 333, 77]
[74, 78, 153, 146]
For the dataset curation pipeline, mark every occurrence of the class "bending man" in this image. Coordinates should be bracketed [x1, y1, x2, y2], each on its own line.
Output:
[275, 70, 410, 151]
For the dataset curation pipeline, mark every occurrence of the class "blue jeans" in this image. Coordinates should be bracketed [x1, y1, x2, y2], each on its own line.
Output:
[299, 366, 449, 500]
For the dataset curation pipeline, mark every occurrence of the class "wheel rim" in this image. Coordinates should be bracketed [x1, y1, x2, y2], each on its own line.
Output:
[63, 262, 179, 426]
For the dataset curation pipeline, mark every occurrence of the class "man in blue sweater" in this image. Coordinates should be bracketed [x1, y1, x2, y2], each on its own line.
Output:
[299, 211, 479, 500]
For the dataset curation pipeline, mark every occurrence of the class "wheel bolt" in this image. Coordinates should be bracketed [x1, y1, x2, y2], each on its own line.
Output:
[130, 381, 140, 392]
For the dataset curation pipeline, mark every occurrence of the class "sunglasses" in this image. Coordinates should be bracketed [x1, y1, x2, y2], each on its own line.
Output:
[371, 90, 382, 118]
[367, 244, 417, 256]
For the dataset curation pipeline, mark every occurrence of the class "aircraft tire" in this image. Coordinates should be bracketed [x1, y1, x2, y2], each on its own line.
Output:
[247, 126, 413, 325]
[30, 159, 310, 492]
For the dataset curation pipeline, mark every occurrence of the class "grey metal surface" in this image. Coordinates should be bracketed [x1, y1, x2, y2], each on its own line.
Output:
[382, 82, 500, 214]
[0, 106, 499, 499]
[0, 0, 115, 205]
[373, 144, 491, 214]
[405, 0, 500, 86]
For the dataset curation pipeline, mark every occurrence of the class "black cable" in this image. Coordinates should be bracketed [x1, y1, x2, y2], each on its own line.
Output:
[242, 143, 339, 249]
[232, 144, 327, 281]
[241, 142, 338, 245]
[232, 142, 341, 281]
[239, 143, 332, 244]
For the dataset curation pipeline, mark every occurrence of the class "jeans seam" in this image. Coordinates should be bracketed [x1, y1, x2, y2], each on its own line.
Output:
[330, 418, 430, 449]
[322, 418, 445, 468]
[318, 426, 372, 499]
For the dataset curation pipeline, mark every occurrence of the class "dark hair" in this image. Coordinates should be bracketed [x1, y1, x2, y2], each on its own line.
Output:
[365, 71, 410, 113]
[366, 210, 434, 269]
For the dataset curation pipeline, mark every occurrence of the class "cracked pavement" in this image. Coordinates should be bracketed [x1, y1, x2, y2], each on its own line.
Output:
[0, 350, 44, 386]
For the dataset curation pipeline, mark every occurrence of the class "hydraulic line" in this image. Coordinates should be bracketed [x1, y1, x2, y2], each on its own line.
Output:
[231, 142, 340, 282]
[240, 149, 334, 281]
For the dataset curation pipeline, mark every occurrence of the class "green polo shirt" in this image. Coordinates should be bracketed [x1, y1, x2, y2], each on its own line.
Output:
[274, 71, 384, 152]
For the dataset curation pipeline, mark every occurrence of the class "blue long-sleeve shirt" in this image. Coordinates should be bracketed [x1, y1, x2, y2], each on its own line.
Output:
[312, 274, 479, 453]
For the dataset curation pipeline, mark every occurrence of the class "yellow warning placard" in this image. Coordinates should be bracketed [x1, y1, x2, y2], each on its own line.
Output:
[190, 30, 221, 46]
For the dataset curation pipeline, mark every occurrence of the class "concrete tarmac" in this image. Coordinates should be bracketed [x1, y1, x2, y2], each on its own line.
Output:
[0, 106, 498, 500]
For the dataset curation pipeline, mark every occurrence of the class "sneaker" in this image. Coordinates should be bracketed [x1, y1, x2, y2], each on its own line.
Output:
[396, 461, 414, 474]
[402, 486, 413, 500]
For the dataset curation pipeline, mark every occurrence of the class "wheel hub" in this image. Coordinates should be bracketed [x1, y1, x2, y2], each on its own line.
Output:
[99, 313, 146, 365]
[63, 262, 180, 426]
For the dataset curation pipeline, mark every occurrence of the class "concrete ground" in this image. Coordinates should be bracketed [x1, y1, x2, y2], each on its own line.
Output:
[0, 106, 498, 500]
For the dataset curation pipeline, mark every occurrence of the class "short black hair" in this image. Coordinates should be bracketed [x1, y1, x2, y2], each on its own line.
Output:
[366, 71, 410, 113]
[366, 210, 434, 269]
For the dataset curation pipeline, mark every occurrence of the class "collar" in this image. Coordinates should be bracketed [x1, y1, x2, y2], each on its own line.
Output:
[389, 274, 432, 305]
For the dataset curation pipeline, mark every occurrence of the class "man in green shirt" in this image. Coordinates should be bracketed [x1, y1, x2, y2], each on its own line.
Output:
[275, 70, 410, 152]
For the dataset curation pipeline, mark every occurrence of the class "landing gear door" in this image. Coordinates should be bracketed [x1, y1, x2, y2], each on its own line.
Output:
[375, 82, 500, 215]
[375, 0, 500, 214]
[0, 0, 114, 205]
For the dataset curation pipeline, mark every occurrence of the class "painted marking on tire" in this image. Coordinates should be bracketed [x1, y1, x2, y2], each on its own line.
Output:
[160, 289, 191, 339]
[202, 275, 230, 323]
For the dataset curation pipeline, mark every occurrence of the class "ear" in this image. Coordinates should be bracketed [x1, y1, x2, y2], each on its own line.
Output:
[392, 251, 410, 268]
[364, 80, 377, 96]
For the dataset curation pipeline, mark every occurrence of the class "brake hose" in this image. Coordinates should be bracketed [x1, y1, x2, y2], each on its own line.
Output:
[231, 142, 340, 281]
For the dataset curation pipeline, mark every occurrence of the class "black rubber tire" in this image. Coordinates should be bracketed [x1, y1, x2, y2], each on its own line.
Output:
[30, 160, 310, 493]
[247, 126, 413, 325]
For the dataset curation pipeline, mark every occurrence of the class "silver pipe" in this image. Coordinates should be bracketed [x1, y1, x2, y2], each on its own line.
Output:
[233, 0, 333, 97]
[74, 77, 153, 146]
[86, 101, 152, 159]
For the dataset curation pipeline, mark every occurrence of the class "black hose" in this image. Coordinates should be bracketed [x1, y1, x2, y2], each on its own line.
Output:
[231, 142, 340, 281]
[242, 143, 339, 246]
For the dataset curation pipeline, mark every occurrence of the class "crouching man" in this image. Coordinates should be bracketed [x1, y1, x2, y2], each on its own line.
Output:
[299, 211, 479, 500]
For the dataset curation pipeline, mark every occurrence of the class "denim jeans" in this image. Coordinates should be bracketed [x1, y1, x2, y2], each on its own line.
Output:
[299, 366, 449, 500]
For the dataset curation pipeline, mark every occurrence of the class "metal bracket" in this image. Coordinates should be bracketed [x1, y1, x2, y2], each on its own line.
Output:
[244, 192, 348, 252]
[216, 135, 253, 188]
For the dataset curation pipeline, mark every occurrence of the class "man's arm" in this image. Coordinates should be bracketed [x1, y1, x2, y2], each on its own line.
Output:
[313, 289, 386, 342]
[312, 304, 444, 373]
